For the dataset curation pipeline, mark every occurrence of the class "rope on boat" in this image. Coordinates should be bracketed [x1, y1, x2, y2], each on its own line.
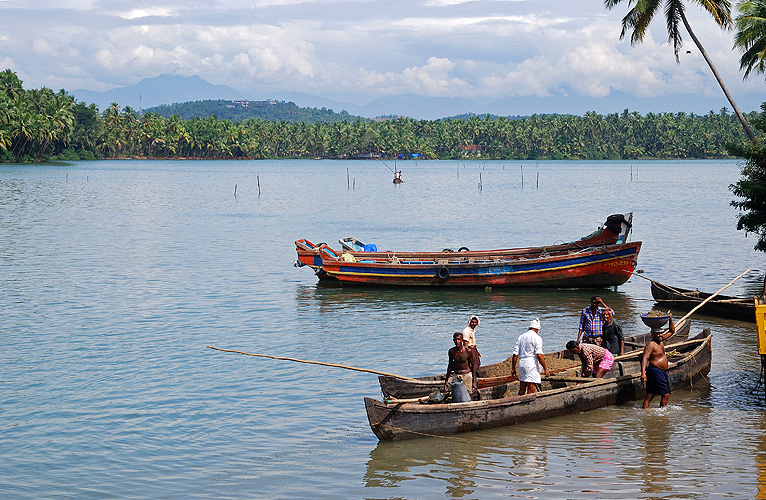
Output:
[206, 346, 421, 381]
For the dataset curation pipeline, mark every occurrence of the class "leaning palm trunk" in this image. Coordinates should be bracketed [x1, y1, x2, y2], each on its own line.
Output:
[681, 11, 757, 142]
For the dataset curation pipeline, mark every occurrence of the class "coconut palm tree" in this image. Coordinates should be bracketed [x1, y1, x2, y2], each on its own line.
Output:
[604, 0, 756, 142]
[734, 0, 766, 79]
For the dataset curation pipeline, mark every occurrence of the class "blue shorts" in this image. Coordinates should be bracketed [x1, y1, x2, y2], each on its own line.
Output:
[646, 365, 670, 395]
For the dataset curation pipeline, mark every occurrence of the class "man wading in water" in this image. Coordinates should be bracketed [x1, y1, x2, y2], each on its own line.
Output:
[641, 313, 676, 408]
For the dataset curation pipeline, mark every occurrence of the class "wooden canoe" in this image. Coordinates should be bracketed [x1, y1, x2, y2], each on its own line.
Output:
[650, 280, 758, 323]
[378, 318, 691, 399]
[365, 328, 711, 441]
[295, 213, 633, 281]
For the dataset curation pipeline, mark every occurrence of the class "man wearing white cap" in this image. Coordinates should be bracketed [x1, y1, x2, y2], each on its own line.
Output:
[511, 318, 550, 395]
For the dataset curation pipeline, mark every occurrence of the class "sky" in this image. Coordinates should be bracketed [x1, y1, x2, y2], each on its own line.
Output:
[1, 0, 765, 119]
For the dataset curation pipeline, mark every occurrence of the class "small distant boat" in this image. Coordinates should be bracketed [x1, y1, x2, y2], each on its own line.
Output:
[365, 328, 712, 440]
[378, 319, 691, 399]
[650, 280, 758, 323]
[295, 213, 637, 288]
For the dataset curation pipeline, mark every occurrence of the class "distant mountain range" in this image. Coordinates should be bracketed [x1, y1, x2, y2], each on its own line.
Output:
[72, 75, 248, 112]
[70, 73, 758, 121]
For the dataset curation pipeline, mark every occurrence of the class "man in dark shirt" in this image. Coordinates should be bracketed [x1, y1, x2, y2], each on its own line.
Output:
[601, 309, 624, 356]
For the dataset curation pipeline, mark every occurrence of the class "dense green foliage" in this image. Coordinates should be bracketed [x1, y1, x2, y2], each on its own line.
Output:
[735, 0, 766, 79]
[0, 69, 759, 162]
[145, 99, 358, 123]
[730, 103, 766, 250]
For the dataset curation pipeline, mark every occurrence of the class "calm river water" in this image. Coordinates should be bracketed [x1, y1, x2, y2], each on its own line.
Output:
[2, 159, 766, 499]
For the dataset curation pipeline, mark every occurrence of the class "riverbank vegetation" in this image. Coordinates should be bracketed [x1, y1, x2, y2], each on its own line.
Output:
[0, 69, 759, 163]
[730, 103, 766, 250]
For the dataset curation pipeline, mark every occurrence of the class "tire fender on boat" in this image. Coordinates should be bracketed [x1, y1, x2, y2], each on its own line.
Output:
[437, 266, 450, 280]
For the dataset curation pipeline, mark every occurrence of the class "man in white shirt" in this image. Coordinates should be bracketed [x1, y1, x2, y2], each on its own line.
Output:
[511, 318, 550, 395]
[462, 315, 481, 367]
[461, 315, 479, 348]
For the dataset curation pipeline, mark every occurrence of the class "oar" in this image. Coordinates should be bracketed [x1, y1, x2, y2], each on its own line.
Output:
[671, 268, 751, 331]
[206, 346, 421, 381]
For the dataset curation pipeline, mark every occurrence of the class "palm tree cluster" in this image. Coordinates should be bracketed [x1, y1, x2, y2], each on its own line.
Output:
[66, 106, 761, 160]
[0, 70, 77, 162]
[0, 69, 758, 162]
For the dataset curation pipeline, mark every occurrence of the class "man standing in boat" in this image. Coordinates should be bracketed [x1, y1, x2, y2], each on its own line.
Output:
[577, 296, 613, 346]
[641, 313, 676, 408]
[462, 315, 481, 368]
[444, 331, 477, 395]
[511, 318, 550, 395]
[601, 309, 625, 356]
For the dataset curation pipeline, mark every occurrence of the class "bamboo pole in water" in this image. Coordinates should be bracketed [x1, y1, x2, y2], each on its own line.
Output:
[207, 346, 421, 381]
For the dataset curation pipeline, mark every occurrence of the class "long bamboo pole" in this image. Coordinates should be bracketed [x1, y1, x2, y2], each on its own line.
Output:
[207, 346, 421, 381]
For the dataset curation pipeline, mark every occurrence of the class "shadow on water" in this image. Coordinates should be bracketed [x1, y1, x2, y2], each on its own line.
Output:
[362, 384, 721, 499]
[295, 285, 646, 324]
[363, 427, 550, 497]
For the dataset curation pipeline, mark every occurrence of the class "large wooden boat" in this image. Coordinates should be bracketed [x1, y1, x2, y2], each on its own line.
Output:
[651, 280, 758, 323]
[365, 328, 711, 441]
[316, 241, 640, 288]
[295, 213, 634, 281]
[378, 319, 691, 399]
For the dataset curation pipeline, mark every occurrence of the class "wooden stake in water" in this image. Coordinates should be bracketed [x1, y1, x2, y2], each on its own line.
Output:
[347, 168, 350, 190]
[234, 184, 237, 197]
[257, 175, 261, 196]
[479, 172, 483, 191]
[521, 165, 524, 190]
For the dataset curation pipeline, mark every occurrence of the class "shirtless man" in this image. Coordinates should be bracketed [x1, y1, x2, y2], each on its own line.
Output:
[444, 332, 477, 394]
[641, 313, 676, 408]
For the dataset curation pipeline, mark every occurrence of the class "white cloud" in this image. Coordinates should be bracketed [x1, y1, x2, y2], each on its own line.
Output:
[1, 0, 762, 115]
[32, 37, 56, 56]
[118, 7, 178, 20]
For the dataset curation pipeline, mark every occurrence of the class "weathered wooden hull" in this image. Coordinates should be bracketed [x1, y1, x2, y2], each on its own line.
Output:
[320, 242, 640, 288]
[294, 213, 633, 280]
[651, 281, 756, 323]
[365, 329, 711, 441]
[378, 319, 691, 399]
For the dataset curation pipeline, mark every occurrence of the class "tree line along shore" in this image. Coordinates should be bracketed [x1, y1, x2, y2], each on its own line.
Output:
[0, 69, 760, 163]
